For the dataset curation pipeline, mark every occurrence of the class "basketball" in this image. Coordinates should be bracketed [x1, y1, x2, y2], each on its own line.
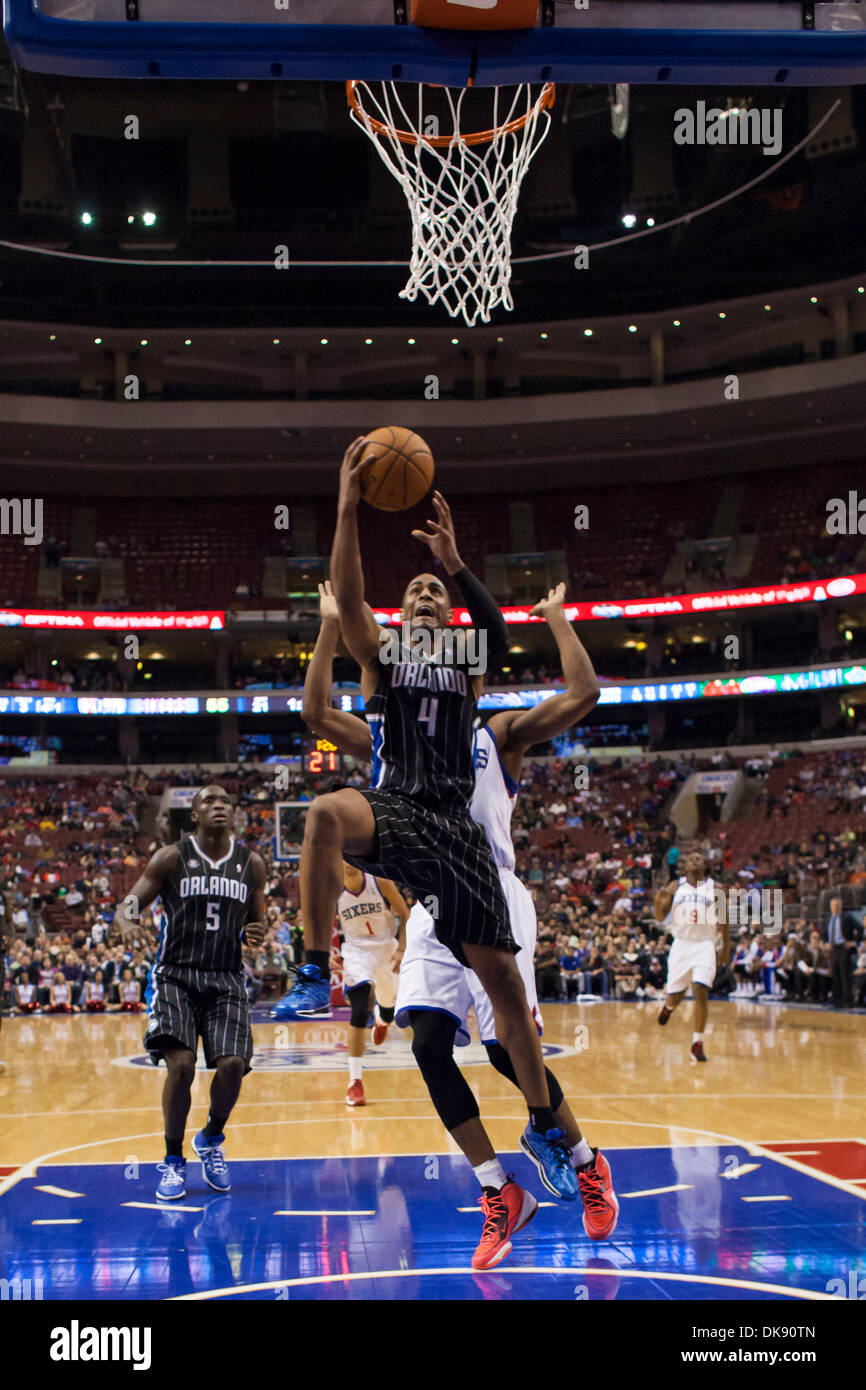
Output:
[359, 426, 435, 511]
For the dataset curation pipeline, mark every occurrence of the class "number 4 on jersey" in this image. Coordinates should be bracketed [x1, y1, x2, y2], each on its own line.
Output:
[418, 696, 438, 737]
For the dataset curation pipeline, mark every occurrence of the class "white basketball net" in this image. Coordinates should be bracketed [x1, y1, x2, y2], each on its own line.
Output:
[348, 82, 555, 327]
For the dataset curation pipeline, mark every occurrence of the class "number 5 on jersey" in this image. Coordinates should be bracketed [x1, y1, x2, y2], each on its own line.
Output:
[206, 900, 221, 932]
[418, 696, 438, 737]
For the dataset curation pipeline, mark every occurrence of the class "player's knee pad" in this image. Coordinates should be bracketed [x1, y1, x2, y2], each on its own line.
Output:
[377, 1004, 395, 1024]
[485, 1042, 564, 1111]
[410, 1010, 478, 1132]
[347, 983, 372, 1029]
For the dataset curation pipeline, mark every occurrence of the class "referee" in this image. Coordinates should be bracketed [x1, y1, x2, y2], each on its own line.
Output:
[115, 785, 266, 1201]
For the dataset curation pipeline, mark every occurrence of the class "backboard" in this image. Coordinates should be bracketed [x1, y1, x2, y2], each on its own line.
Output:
[4, 2, 866, 86]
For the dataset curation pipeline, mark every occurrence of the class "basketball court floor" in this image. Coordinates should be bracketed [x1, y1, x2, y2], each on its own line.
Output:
[2, 999, 863, 1301]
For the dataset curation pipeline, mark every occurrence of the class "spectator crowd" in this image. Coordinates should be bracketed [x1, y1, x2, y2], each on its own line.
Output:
[1, 746, 864, 1019]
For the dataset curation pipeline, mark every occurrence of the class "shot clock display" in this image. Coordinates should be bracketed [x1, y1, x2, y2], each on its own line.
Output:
[301, 737, 343, 775]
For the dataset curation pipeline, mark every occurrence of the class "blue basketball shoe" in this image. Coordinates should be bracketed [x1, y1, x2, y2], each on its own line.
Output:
[520, 1125, 580, 1202]
[271, 964, 332, 1020]
[155, 1156, 187, 1201]
[192, 1130, 231, 1193]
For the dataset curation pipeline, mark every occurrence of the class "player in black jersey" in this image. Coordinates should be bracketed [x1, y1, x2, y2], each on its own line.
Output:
[115, 785, 266, 1201]
[277, 437, 578, 1197]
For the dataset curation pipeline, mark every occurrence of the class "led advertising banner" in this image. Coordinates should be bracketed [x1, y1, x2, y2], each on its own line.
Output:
[0, 608, 225, 631]
[371, 573, 866, 627]
[2, 572, 862, 635]
[0, 664, 864, 716]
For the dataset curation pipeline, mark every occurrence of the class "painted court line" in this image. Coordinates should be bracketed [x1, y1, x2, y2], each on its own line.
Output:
[742, 1195, 792, 1202]
[122, 1201, 205, 1212]
[169, 1265, 835, 1301]
[457, 1202, 556, 1212]
[5, 1127, 866, 1205]
[5, 1096, 866, 1121]
[273, 1209, 376, 1216]
[34, 1185, 84, 1198]
[720, 1164, 761, 1179]
[31, 1218, 82, 1225]
[620, 1184, 693, 1198]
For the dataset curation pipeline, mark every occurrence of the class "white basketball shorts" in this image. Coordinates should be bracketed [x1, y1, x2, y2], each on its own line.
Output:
[395, 868, 542, 1046]
[665, 936, 717, 995]
[342, 934, 399, 1009]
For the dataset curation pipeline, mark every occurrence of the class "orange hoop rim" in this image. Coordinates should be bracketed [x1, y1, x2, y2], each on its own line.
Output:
[346, 80, 555, 149]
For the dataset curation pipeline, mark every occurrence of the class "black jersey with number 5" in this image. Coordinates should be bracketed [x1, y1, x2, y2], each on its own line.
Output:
[367, 647, 477, 809]
[155, 835, 253, 973]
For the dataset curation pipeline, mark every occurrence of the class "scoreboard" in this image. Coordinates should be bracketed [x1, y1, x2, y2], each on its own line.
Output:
[301, 737, 344, 775]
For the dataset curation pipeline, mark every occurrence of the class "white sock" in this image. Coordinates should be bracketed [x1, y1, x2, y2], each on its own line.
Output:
[473, 1158, 507, 1191]
[348, 1057, 363, 1083]
[692, 1033, 703, 1045]
[571, 1138, 594, 1168]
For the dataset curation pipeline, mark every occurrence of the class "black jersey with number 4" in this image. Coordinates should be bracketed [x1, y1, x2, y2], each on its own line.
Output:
[368, 645, 477, 810]
[155, 835, 254, 974]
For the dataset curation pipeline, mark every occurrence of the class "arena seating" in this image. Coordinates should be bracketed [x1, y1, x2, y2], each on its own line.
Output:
[2, 463, 861, 612]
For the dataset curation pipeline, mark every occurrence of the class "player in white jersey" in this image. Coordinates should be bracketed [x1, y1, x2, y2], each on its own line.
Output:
[336, 860, 409, 1108]
[653, 850, 730, 1061]
[303, 580, 619, 1269]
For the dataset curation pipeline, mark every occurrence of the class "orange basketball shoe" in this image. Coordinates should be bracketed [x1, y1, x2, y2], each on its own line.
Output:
[577, 1150, 619, 1240]
[346, 1079, 366, 1107]
[372, 1009, 390, 1046]
[471, 1180, 538, 1271]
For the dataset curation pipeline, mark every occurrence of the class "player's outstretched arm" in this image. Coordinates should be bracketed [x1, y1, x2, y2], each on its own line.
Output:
[412, 491, 509, 677]
[243, 853, 268, 951]
[114, 844, 180, 941]
[718, 907, 731, 966]
[332, 436, 383, 671]
[653, 880, 678, 923]
[488, 584, 600, 755]
[302, 581, 373, 760]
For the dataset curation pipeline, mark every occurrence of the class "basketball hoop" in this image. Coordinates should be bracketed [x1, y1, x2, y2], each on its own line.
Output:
[347, 80, 555, 327]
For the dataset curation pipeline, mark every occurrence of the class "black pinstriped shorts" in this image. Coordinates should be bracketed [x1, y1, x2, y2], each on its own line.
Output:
[345, 790, 517, 968]
[144, 966, 253, 1073]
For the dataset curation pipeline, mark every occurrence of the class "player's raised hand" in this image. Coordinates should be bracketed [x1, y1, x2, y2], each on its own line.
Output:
[338, 435, 370, 509]
[411, 491, 461, 571]
[244, 921, 266, 949]
[318, 580, 340, 622]
[530, 582, 567, 618]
